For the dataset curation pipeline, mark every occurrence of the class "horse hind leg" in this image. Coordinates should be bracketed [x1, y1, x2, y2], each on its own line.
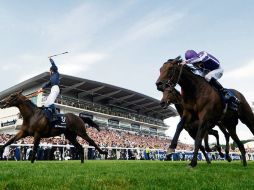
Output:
[199, 145, 211, 164]
[76, 121, 108, 158]
[238, 95, 254, 135]
[65, 132, 84, 163]
[209, 129, 224, 158]
[227, 127, 247, 166]
[218, 126, 231, 162]
[79, 133, 107, 159]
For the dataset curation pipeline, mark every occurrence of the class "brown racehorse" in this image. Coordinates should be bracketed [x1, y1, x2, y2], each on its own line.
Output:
[156, 57, 254, 167]
[0, 90, 107, 163]
[160, 87, 232, 162]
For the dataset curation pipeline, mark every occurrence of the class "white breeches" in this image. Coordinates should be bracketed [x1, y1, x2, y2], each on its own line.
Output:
[205, 68, 224, 82]
[44, 85, 60, 107]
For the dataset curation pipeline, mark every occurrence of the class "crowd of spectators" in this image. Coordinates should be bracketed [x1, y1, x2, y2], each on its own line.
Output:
[0, 127, 193, 150]
[0, 127, 194, 161]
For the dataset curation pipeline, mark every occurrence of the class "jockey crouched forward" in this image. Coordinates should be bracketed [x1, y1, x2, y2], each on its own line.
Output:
[37, 58, 60, 122]
[184, 50, 239, 111]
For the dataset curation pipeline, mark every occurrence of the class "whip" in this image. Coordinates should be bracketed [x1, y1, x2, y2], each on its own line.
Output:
[48, 51, 69, 58]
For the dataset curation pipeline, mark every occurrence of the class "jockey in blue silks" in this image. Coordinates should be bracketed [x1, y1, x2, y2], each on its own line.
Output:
[184, 50, 239, 111]
[37, 58, 60, 121]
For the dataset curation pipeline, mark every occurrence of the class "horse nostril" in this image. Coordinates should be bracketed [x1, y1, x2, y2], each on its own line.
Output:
[156, 82, 162, 86]
[160, 101, 165, 107]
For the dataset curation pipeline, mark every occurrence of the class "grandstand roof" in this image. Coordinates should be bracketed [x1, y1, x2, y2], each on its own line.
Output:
[0, 72, 177, 120]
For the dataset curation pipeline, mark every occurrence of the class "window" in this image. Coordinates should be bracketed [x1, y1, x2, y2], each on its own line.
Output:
[149, 127, 157, 133]
[108, 119, 119, 126]
[131, 123, 140, 130]
[79, 112, 93, 120]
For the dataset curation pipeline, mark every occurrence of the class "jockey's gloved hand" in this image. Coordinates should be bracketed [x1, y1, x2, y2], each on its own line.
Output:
[49, 58, 54, 64]
[181, 60, 187, 65]
[37, 88, 44, 93]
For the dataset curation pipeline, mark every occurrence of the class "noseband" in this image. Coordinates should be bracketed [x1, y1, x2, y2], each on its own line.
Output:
[159, 63, 184, 92]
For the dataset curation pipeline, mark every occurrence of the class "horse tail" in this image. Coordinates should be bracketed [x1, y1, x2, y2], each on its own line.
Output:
[79, 116, 100, 132]
[235, 90, 254, 135]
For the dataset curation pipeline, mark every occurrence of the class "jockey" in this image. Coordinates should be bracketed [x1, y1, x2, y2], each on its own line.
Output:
[184, 50, 239, 111]
[37, 58, 60, 121]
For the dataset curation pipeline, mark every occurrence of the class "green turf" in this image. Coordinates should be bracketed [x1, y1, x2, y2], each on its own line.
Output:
[0, 160, 254, 190]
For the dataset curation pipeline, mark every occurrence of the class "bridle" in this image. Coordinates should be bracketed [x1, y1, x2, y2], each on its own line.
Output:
[157, 61, 184, 92]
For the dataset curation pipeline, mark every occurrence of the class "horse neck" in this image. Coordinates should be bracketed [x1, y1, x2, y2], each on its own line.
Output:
[17, 100, 36, 119]
[177, 67, 203, 100]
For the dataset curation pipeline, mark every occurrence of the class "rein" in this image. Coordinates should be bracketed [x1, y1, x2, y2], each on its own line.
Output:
[160, 62, 184, 91]
[26, 91, 43, 99]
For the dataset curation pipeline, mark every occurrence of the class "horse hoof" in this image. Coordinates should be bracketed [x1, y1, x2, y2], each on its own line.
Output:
[188, 162, 197, 168]
[167, 148, 175, 154]
[187, 164, 195, 169]
[226, 156, 232, 162]
[104, 152, 108, 160]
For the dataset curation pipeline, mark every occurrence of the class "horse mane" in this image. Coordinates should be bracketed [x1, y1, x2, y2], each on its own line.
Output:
[25, 99, 37, 109]
[19, 94, 38, 110]
[182, 64, 208, 83]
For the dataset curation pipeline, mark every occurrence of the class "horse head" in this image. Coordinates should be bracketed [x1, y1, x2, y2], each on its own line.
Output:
[0, 90, 24, 109]
[160, 87, 182, 109]
[156, 56, 183, 92]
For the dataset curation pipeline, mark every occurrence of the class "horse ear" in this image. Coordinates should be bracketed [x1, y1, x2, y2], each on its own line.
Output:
[175, 56, 182, 63]
[17, 89, 24, 94]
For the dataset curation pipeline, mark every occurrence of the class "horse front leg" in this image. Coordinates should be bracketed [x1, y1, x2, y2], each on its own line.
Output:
[167, 117, 186, 154]
[0, 130, 27, 151]
[190, 121, 207, 168]
[31, 133, 41, 163]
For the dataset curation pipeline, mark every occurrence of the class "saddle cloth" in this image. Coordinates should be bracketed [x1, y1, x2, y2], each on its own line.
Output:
[43, 109, 67, 128]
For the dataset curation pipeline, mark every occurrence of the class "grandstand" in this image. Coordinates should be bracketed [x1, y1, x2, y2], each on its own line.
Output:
[0, 72, 177, 136]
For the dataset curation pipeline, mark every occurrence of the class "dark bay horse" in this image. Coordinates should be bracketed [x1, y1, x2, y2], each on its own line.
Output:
[160, 87, 232, 162]
[156, 57, 254, 167]
[0, 90, 107, 163]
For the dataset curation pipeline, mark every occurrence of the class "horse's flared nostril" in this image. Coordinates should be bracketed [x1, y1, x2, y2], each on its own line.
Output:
[156, 82, 162, 87]
[160, 101, 165, 108]
[156, 82, 163, 91]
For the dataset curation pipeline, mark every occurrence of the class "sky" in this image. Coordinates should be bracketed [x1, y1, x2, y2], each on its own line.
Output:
[0, 0, 254, 145]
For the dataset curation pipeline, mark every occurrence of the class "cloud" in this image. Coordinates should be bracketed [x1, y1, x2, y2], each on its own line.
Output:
[109, 10, 185, 50]
[59, 52, 108, 75]
[126, 12, 184, 42]
[224, 59, 254, 78]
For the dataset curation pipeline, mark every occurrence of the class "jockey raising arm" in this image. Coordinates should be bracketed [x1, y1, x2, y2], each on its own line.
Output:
[37, 58, 60, 108]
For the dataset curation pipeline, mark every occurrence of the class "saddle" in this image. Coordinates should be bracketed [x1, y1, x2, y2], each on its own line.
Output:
[42, 107, 67, 128]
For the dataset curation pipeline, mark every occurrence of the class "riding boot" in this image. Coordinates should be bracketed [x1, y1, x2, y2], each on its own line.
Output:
[49, 104, 58, 122]
[209, 78, 239, 111]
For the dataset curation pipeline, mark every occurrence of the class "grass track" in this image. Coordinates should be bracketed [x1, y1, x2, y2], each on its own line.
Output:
[0, 160, 254, 190]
